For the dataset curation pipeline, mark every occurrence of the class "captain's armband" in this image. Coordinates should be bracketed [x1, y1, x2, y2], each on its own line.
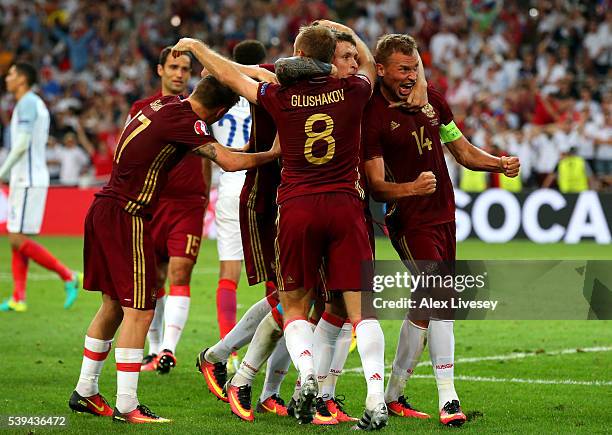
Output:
[439, 120, 462, 143]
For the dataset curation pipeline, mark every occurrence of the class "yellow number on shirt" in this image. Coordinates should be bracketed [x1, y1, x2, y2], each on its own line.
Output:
[411, 125, 433, 156]
[114, 112, 152, 163]
[304, 113, 335, 165]
[185, 234, 201, 256]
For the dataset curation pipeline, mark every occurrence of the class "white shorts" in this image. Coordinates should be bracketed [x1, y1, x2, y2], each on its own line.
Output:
[7, 186, 48, 234]
[215, 194, 244, 261]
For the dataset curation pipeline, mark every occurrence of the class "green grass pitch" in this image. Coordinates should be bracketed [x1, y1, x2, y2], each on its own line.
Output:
[0, 237, 611, 433]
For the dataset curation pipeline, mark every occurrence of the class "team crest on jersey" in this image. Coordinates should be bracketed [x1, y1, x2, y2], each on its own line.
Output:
[150, 99, 163, 111]
[194, 120, 210, 136]
[421, 103, 439, 126]
[390, 121, 400, 131]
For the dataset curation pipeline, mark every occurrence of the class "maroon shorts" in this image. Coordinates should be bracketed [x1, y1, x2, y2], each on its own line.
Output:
[364, 206, 375, 258]
[276, 193, 373, 292]
[150, 198, 205, 263]
[240, 203, 277, 286]
[388, 221, 456, 263]
[388, 221, 457, 320]
[83, 197, 157, 310]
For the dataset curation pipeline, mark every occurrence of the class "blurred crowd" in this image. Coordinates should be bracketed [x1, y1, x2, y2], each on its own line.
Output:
[0, 0, 610, 191]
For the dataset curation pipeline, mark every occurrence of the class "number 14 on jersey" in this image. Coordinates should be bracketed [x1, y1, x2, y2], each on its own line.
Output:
[411, 125, 433, 156]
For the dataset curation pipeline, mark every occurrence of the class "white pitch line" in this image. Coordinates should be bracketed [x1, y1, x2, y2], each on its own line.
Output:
[403, 374, 612, 387]
[343, 346, 612, 375]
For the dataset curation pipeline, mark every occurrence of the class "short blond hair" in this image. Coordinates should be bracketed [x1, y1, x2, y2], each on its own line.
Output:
[375, 34, 418, 65]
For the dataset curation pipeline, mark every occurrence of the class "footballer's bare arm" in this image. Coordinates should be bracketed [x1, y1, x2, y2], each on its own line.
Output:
[365, 157, 436, 201]
[275, 57, 336, 86]
[193, 142, 280, 172]
[172, 38, 260, 104]
[316, 20, 376, 88]
[445, 135, 520, 177]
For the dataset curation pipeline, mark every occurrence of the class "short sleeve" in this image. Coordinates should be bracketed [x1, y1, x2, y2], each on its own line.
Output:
[362, 102, 383, 160]
[16, 97, 37, 133]
[259, 64, 275, 73]
[428, 86, 454, 125]
[256, 82, 281, 118]
[161, 105, 216, 151]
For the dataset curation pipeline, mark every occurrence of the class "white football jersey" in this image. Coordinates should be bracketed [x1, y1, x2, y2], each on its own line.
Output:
[9, 91, 50, 187]
[211, 96, 250, 198]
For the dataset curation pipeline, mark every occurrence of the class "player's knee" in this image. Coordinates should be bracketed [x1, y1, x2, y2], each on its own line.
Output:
[123, 308, 155, 325]
[7, 233, 26, 250]
[168, 260, 194, 285]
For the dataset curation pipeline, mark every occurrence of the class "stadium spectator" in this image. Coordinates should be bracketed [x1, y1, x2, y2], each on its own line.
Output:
[56, 131, 90, 186]
[46, 135, 62, 183]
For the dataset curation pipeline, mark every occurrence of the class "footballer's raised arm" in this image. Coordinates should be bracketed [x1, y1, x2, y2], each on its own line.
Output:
[274, 56, 335, 86]
[443, 124, 520, 177]
[316, 20, 376, 87]
[172, 38, 260, 104]
[193, 142, 280, 172]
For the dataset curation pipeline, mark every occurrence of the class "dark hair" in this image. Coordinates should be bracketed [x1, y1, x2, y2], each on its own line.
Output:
[295, 25, 336, 63]
[192, 75, 239, 110]
[159, 46, 193, 69]
[375, 34, 418, 65]
[13, 62, 37, 87]
[233, 40, 267, 65]
[334, 31, 356, 47]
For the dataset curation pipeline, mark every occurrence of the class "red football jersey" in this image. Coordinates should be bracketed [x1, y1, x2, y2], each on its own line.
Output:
[257, 74, 371, 204]
[98, 95, 215, 217]
[128, 92, 207, 202]
[363, 85, 455, 229]
[240, 64, 281, 213]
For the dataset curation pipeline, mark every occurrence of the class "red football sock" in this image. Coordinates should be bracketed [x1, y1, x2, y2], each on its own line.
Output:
[216, 279, 237, 338]
[19, 239, 72, 281]
[11, 247, 29, 302]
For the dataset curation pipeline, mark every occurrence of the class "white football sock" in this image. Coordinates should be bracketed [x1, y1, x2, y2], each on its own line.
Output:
[231, 312, 282, 387]
[385, 319, 427, 403]
[261, 336, 291, 401]
[313, 314, 342, 394]
[284, 319, 315, 385]
[160, 295, 190, 354]
[321, 322, 352, 399]
[206, 296, 272, 363]
[355, 319, 385, 409]
[147, 295, 166, 355]
[115, 347, 143, 413]
[76, 336, 112, 397]
[428, 319, 459, 410]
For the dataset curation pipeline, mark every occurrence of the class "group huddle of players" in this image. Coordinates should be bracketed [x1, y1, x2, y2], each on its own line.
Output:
[66, 18, 520, 430]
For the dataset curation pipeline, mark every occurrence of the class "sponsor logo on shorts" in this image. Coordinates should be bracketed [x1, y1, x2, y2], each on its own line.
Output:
[299, 350, 312, 358]
[194, 120, 210, 136]
[285, 275, 295, 284]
